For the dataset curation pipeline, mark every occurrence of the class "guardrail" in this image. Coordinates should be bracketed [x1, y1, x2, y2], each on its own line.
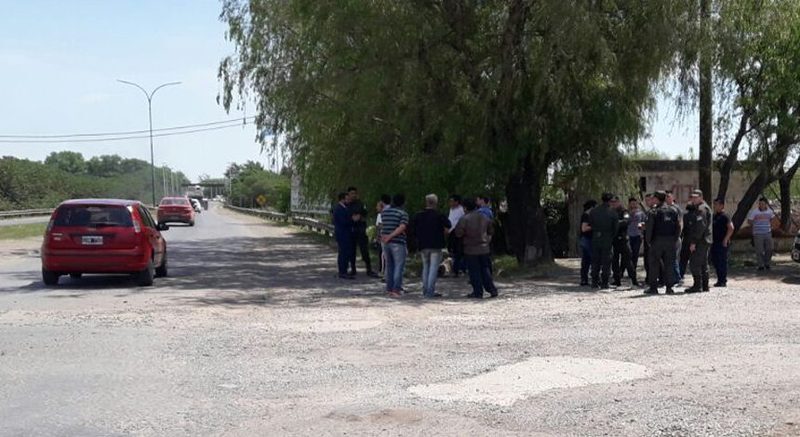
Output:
[0, 209, 53, 219]
[225, 204, 334, 236]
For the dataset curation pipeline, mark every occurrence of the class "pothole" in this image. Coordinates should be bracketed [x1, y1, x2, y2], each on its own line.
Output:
[409, 356, 650, 406]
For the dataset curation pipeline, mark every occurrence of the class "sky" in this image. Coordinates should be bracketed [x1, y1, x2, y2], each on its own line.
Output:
[0, 1, 696, 181]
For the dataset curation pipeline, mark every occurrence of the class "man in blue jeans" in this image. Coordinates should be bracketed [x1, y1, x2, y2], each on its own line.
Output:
[455, 198, 497, 299]
[412, 194, 451, 298]
[380, 194, 409, 298]
[332, 192, 354, 279]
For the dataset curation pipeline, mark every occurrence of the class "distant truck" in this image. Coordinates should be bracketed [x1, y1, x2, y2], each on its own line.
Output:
[185, 186, 208, 210]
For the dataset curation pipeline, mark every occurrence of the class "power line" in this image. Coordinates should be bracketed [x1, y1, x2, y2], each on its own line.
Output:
[0, 117, 255, 139]
[0, 122, 256, 144]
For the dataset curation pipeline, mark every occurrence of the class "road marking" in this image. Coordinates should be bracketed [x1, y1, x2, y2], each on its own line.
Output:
[409, 356, 650, 406]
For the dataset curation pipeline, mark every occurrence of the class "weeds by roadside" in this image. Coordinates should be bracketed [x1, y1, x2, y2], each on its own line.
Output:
[0, 223, 45, 240]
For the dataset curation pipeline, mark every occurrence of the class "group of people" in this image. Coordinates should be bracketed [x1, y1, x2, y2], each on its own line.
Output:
[332, 188, 497, 299]
[580, 189, 737, 295]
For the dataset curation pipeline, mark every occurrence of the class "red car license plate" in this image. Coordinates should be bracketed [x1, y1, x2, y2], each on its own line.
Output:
[81, 236, 104, 245]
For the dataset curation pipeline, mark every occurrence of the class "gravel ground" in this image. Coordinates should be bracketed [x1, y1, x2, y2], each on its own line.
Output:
[0, 204, 798, 436]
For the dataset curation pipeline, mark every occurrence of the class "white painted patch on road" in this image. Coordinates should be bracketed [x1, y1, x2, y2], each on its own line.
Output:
[409, 356, 650, 406]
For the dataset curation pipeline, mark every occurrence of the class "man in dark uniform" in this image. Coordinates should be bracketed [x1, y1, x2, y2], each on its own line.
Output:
[685, 189, 713, 293]
[333, 193, 355, 279]
[679, 202, 697, 280]
[589, 193, 619, 289]
[579, 199, 597, 286]
[347, 187, 378, 278]
[711, 197, 734, 287]
[641, 193, 655, 285]
[611, 196, 638, 287]
[645, 191, 681, 294]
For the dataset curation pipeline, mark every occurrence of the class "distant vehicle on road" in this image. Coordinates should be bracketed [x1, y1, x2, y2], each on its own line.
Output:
[792, 231, 800, 263]
[41, 199, 169, 287]
[186, 186, 208, 210]
[158, 197, 195, 226]
[190, 198, 202, 213]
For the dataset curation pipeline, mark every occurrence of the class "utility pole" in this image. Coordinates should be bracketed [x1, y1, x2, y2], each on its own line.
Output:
[698, 0, 713, 198]
[118, 79, 181, 206]
[162, 166, 168, 199]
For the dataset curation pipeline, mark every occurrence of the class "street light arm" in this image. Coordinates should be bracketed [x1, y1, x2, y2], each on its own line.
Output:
[150, 81, 182, 99]
[117, 79, 150, 101]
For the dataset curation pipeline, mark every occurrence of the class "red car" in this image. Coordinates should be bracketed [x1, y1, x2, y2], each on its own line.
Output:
[157, 197, 195, 226]
[41, 199, 169, 287]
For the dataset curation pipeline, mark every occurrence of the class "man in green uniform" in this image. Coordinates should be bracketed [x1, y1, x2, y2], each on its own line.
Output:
[685, 189, 712, 293]
[611, 196, 638, 287]
[645, 191, 681, 295]
[589, 193, 619, 289]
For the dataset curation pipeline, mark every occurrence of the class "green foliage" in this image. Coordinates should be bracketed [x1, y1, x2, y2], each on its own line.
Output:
[44, 151, 87, 174]
[0, 154, 190, 210]
[226, 161, 291, 212]
[219, 0, 692, 262]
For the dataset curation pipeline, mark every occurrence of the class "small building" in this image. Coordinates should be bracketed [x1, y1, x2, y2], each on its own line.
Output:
[636, 160, 753, 213]
[566, 160, 755, 257]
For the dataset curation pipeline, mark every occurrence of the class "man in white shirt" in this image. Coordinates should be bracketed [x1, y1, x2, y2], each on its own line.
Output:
[447, 195, 466, 276]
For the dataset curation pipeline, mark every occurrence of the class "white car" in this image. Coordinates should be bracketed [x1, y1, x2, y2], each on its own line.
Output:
[190, 198, 202, 213]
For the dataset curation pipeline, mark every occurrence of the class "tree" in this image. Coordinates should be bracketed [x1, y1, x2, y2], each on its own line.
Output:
[698, 0, 714, 201]
[44, 151, 86, 174]
[712, 0, 800, 231]
[219, 0, 687, 264]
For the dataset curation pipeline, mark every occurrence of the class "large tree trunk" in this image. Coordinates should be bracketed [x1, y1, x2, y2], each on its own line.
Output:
[698, 0, 713, 198]
[717, 110, 749, 200]
[779, 176, 792, 233]
[731, 169, 772, 232]
[505, 154, 552, 266]
[778, 156, 800, 232]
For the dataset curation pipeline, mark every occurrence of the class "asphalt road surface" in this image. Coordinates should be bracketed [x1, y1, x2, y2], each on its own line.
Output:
[0, 204, 798, 436]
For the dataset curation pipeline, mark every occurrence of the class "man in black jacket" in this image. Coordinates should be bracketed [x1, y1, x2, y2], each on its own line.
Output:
[685, 189, 712, 293]
[589, 193, 619, 289]
[645, 191, 681, 294]
[610, 196, 638, 287]
[347, 187, 378, 278]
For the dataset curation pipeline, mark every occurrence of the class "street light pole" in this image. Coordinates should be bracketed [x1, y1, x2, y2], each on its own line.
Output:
[161, 163, 169, 199]
[118, 79, 181, 206]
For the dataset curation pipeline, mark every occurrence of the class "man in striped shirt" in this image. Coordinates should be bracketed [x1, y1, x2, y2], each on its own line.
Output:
[748, 196, 776, 271]
[380, 194, 409, 297]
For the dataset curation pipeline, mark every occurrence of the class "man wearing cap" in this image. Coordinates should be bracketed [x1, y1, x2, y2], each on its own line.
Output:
[589, 193, 619, 289]
[645, 191, 681, 294]
[685, 189, 712, 293]
[711, 197, 734, 287]
[748, 196, 776, 271]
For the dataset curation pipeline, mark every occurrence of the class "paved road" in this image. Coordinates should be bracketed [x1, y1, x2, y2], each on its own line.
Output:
[0, 205, 798, 436]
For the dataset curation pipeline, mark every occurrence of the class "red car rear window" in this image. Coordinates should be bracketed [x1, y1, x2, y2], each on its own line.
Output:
[160, 198, 190, 206]
[54, 205, 134, 227]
